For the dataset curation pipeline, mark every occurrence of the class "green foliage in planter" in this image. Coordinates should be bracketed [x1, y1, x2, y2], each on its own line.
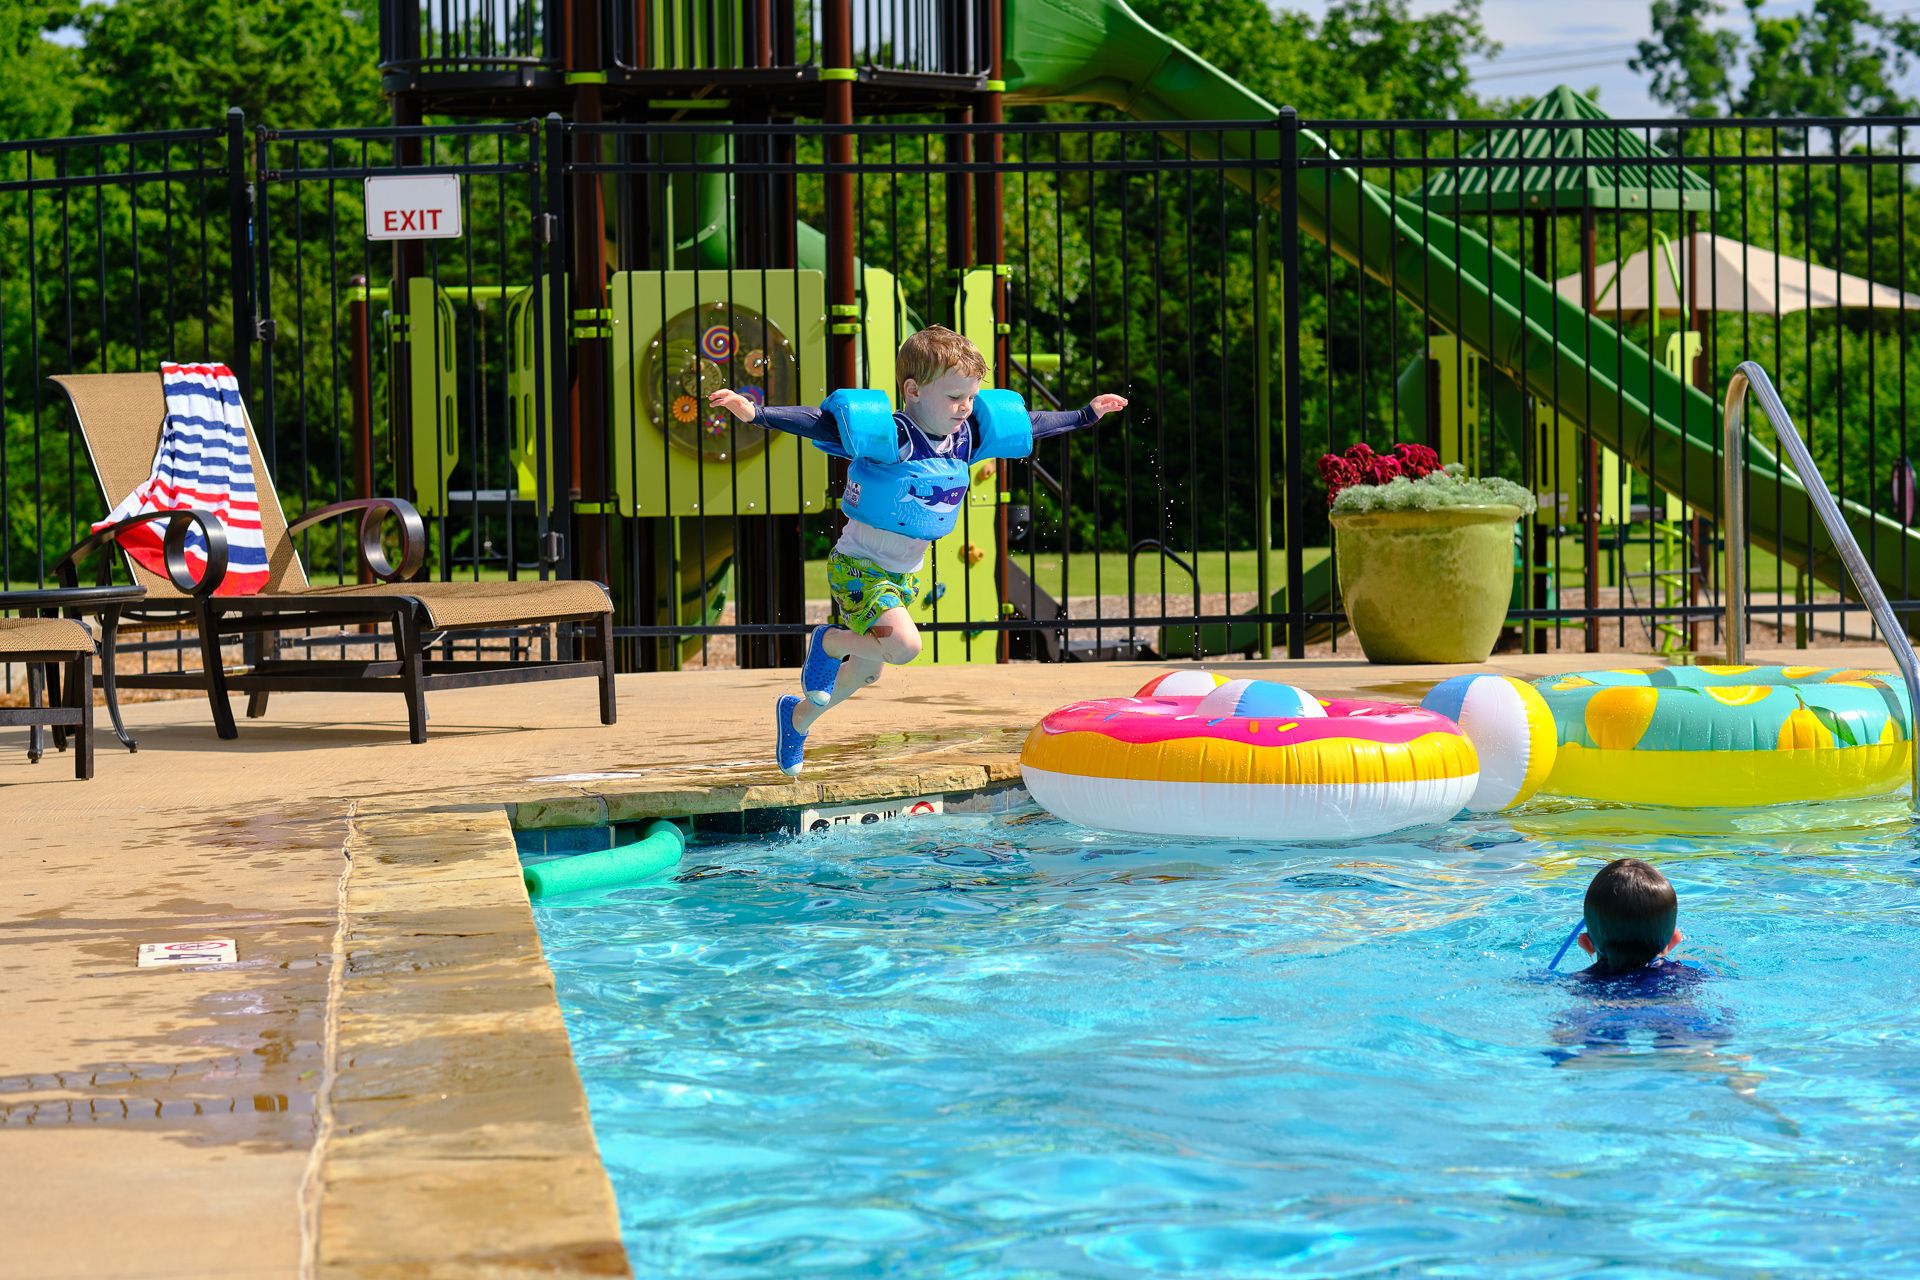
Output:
[1329, 464, 1536, 517]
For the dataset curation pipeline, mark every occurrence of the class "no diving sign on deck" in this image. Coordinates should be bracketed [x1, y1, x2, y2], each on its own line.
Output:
[364, 175, 463, 241]
[138, 939, 237, 968]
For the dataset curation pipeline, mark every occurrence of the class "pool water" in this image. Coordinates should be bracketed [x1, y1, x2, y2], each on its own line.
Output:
[531, 797, 1920, 1277]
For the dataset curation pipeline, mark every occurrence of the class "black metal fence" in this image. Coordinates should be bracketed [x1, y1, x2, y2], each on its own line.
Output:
[1294, 113, 1920, 659]
[5, 108, 1920, 677]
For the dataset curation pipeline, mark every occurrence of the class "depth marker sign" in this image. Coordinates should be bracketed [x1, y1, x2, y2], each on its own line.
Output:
[797, 796, 943, 834]
[364, 175, 463, 241]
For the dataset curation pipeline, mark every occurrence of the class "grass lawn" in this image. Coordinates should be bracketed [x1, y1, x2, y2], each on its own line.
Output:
[802, 547, 1327, 601]
[444, 527, 1843, 610]
[1542, 532, 1841, 599]
[805, 535, 1839, 605]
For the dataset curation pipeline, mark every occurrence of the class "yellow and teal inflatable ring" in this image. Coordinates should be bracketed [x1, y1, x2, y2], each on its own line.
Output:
[1533, 665, 1913, 807]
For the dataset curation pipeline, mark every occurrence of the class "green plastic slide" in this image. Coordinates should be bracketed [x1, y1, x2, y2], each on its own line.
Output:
[1005, 0, 1920, 614]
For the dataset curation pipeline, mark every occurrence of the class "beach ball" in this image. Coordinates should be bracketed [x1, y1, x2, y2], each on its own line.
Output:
[1136, 669, 1231, 698]
[1195, 678, 1328, 721]
[1419, 674, 1557, 812]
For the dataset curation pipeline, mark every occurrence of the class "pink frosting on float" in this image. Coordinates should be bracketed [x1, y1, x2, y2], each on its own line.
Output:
[1035, 695, 1461, 747]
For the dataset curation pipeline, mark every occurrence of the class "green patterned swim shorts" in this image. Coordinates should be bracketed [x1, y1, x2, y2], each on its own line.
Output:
[827, 552, 921, 634]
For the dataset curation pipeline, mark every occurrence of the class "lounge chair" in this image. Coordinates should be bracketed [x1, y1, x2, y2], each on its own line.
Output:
[50, 372, 614, 744]
[0, 592, 98, 779]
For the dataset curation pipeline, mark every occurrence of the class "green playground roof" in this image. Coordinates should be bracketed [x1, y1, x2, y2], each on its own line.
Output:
[1409, 86, 1718, 215]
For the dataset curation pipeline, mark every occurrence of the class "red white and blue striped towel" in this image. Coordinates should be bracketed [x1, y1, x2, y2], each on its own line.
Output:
[94, 362, 270, 595]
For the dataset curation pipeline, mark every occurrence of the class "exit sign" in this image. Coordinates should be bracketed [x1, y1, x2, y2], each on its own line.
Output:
[364, 174, 463, 241]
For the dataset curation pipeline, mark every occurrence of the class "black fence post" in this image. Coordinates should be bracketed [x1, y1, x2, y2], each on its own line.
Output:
[1279, 105, 1305, 660]
[248, 119, 276, 477]
[544, 112, 575, 585]
[225, 107, 254, 410]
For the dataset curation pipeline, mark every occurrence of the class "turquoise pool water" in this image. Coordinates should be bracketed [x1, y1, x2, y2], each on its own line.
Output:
[531, 796, 1920, 1277]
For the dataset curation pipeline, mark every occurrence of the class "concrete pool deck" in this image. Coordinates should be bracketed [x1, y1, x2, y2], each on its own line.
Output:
[0, 644, 1896, 1278]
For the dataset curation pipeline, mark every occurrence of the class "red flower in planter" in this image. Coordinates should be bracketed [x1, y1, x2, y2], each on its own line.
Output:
[1362, 455, 1403, 486]
[1321, 441, 1433, 505]
[1392, 443, 1441, 479]
[1317, 453, 1360, 506]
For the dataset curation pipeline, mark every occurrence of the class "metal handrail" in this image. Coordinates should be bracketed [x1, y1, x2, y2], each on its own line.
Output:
[1723, 360, 1920, 810]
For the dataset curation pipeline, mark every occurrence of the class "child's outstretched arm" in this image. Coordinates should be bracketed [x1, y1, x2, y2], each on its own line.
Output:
[1029, 392, 1129, 441]
[708, 389, 851, 457]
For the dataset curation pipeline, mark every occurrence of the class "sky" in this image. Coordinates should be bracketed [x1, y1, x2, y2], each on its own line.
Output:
[1282, 0, 1920, 119]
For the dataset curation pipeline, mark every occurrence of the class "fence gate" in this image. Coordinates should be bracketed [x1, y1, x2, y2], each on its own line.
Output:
[250, 119, 562, 663]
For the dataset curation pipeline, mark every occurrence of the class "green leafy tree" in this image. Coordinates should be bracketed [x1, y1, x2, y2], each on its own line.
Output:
[0, 2, 81, 141]
[71, 0, 382, 132]
[1634, 0, 1920, 118]
[1125, 0, 1498, 120]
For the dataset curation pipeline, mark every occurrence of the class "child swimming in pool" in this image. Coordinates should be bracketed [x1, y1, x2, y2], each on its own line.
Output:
[1548, 858, 1793, 1130]
[1574, 857, 1685, 980]
[1547, 857, 1704, 1058]
[708, 326, 1127, 776]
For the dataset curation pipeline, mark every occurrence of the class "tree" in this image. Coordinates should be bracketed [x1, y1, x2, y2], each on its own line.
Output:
[0, 2, 81, 142]
[71, 0, 382, 133]
[1634, 0, 1920, 118]
[1630, 0, 1742, 117]
[1125, 0, 1498, 121]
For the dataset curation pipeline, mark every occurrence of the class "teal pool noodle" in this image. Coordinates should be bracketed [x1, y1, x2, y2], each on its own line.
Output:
[524, 820, 686, 900]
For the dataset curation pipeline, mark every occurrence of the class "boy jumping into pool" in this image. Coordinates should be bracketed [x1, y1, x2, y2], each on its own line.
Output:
[709, 325, 1127, 775]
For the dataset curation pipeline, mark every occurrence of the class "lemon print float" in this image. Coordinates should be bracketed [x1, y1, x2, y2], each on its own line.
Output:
[1533, 665, 1913, 806]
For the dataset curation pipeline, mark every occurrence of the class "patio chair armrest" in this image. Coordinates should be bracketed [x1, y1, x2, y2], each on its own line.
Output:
[53, 509, 230, 597]
[286, 497, 427, 583]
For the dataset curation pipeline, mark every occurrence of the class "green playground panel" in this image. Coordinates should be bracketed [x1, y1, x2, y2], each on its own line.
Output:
[403, 278, 459, 516]
[506, 280, 560, 505]
[388, 279, 562, 518]
[608, 269, 829, 519]
[860, 264, 902, 397]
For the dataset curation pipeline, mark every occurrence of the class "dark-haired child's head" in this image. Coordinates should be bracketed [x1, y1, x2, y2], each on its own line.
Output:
[1579, 858, 1680, 973]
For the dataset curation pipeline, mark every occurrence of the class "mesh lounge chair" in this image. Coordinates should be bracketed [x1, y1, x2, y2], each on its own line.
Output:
[0, 597, 96, 779]
[50, 372, 615, 744]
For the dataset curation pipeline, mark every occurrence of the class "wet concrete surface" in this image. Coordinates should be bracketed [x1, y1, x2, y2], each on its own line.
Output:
[0, 643, 1889, 1277]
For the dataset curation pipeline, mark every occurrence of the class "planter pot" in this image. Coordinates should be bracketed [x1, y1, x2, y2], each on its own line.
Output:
[1330, 504, 1522, 664]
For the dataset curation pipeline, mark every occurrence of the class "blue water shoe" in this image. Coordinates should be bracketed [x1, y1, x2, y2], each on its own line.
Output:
[776, 694, 808, 776]
[801, 623, 842, 705]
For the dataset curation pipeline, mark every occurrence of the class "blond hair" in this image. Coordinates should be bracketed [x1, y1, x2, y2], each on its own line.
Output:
[897, 325, 988, 389]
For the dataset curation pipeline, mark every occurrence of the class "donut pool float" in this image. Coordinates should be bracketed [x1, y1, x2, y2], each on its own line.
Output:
[1534, 664, 1914, 806]
[1019, 673, 1479, 840]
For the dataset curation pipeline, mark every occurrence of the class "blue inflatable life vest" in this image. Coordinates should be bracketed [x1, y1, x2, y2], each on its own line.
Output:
[819, 388, 1032, 541]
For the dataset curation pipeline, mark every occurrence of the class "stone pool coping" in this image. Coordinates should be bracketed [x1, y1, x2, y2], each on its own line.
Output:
[0, 645, 1889, 1277]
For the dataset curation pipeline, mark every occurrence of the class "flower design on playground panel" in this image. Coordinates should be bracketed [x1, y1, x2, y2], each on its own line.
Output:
[672, 394, 699, 423]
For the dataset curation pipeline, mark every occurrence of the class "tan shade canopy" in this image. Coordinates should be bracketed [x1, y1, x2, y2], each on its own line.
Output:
[1554, 231, 1920, 316]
